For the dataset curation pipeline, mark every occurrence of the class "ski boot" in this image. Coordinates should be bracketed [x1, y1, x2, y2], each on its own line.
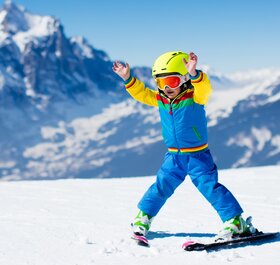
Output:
[215, 215, 255, 242]
[131, 210, 153, 236]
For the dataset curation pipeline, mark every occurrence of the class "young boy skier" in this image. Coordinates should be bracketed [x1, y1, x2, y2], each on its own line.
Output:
[112, 51, 253, 241]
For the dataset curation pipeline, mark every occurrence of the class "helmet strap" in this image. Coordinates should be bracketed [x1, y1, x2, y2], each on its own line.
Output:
[180, 80, 192, 92]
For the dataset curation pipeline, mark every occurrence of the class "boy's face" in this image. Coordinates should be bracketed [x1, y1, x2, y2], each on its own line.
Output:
[155, 74, 185, 99]
[163, 86, 181, 99]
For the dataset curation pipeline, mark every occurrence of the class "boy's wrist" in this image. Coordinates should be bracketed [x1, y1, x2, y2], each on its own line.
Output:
[189, 71, 197, 77]
[189, 70, 200, 79]
[124, 75, 132, 84]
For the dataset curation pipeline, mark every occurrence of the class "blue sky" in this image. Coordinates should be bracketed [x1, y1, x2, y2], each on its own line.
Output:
[1, 0, 280, 73]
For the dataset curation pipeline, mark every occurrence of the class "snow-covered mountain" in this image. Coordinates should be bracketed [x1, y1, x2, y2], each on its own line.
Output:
[207, 69, 280, 168]
[0, 0, 126, 179]
[0, 165, 280, 265]
[0, 1, 279, 180]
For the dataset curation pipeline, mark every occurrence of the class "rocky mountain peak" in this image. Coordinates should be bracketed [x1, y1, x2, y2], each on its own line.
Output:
[1, 0, 28, 34]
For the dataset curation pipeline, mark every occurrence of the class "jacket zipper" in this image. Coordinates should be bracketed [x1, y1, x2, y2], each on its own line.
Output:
[169, 104, 173, 115]
[167, 89, 189, 116]
[162, 90, 189, 153]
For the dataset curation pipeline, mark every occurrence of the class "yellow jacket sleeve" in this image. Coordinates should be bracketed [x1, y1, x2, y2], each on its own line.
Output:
[190, 70, 212, 105]
[124, 77, 158, 107]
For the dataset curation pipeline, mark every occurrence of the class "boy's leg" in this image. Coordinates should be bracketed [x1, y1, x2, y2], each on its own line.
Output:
[188, 150, 243, 222]
[137, 153, 187, 217]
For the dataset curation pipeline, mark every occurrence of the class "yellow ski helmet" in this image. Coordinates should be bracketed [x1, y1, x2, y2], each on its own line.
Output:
[152, 51, 189, 77]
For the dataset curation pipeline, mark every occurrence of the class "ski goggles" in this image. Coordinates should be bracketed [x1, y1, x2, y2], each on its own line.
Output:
[155, 74, 188, 90]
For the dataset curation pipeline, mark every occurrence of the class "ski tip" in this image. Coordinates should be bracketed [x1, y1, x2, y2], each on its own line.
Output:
[132, 234, 150, 247]
[182, 241, 206, 251]
[182, 241, 196, 250]
[137, 240, 150, 247]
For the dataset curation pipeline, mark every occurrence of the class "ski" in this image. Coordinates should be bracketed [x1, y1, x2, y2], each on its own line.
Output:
[132, 233, 150, 247]
[182, 231, 278, 251]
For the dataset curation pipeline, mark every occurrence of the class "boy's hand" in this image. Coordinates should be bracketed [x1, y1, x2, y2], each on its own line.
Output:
[183, 52, 197, 77]
[112, 61, 131, 81]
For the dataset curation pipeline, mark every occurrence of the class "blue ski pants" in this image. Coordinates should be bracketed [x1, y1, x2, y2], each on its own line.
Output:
[138, 150, 243, 222]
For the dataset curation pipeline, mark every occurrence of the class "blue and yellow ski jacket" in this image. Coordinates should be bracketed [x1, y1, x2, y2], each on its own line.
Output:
[124, 70, 212, 154]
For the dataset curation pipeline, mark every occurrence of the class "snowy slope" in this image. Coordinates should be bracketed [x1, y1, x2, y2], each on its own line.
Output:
[0, 166, 279, 265]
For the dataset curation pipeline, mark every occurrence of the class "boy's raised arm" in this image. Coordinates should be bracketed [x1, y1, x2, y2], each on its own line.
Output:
[112, 61, 158, 107]
[183, 52, 212, 105]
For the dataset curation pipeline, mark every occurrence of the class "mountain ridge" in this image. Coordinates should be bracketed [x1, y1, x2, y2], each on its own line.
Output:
[0, 1, 279, 180]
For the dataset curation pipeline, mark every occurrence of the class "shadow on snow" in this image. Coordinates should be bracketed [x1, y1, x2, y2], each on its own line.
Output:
[148, 231, 216, 240]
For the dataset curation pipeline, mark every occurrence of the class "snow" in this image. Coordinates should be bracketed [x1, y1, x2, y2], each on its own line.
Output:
[226, 127, 280, 167]
[70, 36, 94, 59]
[12, 14, 58, 52]
[21, 99, 162, 179]
[269, 136, 280, 157]
[0, 1, 59, 52]
[0, 8, 6, 20]
[0, 165, 279, 265]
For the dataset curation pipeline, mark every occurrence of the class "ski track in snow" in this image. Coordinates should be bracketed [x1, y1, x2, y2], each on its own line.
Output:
[0, 166, 279, 265]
